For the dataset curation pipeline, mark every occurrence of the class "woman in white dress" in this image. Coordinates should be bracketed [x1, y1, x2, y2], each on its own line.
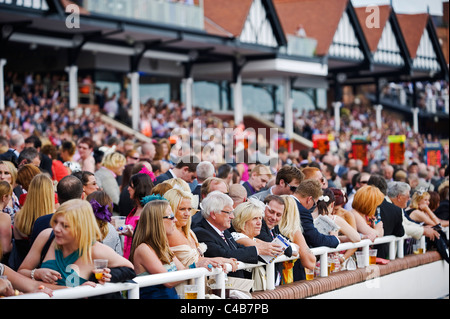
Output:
[164, 188, 237, 271]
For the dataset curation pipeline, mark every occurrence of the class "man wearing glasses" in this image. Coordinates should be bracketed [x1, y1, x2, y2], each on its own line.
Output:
[250, 166, 304, 202]
[193, 191, 259, 278]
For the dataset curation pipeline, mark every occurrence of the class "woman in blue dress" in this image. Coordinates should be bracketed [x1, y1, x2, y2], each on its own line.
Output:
[18, 199, 134, 288]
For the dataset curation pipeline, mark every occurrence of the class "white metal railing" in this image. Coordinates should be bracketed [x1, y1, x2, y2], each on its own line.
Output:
[4, 230, 448, 299]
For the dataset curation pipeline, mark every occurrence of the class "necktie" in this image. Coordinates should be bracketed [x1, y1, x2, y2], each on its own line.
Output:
[220, 233, 229, 246]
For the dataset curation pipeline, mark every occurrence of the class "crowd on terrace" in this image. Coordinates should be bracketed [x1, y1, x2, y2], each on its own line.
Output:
[0, 72, 448, 298]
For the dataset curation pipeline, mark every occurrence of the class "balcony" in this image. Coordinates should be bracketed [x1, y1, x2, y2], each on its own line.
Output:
[84, 0, 204, 30]
[279, 35, 318, 58]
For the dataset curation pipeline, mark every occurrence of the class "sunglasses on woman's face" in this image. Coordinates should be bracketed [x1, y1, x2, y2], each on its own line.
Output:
[163, 213, 175, 220]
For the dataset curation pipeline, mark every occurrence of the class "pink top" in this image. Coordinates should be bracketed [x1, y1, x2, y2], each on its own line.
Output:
[123, 209, 140, 259]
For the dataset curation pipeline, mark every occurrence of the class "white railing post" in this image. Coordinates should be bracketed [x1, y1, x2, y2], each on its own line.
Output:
[215, 270, 227, 299]
[397, 237, 405, 259]
[420, 236, 426, 253]
[320, 253, 328, 277]
[195, 274, 206, 299]
[389, 240, 396, 260]
[362, 244, 370, 267]
[128, 284, 140, 299]
[265, 263, 276, 290]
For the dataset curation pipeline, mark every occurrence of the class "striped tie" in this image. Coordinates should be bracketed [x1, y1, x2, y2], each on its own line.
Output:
[220, 233, 229, 246]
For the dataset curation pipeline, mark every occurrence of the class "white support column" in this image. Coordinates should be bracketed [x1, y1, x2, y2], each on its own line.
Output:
[232, 75, 243, 126]
[375, 104, 383, 129]
[412, 107, 419, 134]
[430, 96, 436, 114]
[182, 77, 193, 118]
[128, 71, 140, 131]
[0, 59, 6, 111]
[283, 77, 293, 139]
[332, 101, 342, 133]
[65, 65, 78, 110]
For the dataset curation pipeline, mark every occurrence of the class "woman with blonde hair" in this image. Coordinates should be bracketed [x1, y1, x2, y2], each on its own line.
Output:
[95, 152, 126, 205]
[0, 160, 20, 221]
[165, 188, 235, 270]
[19, 199, 134, 287]
[351, 185, 385, 242]
[10, 174, 56, 270]
[130, 198, 213, 299]
[0, 181, 13, 258]
[405, 190, 449, 227]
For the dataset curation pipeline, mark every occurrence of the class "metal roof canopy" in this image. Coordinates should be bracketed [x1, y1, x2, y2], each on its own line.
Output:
[0, 1, 281, 74]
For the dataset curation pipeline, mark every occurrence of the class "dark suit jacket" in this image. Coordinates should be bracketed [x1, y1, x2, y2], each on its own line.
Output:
[292, 196, 339, 281]
[193, 218, 259, 278]
[154, 170, 175, 185]
[294, 197, 339, 249]
[374, 199, 405, 259]
[256, 220, 292, 258]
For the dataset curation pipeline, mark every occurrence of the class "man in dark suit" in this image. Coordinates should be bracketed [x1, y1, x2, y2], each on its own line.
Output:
[291, 179, 339, 280]
[368, 175, 405, 259]
[154, 155, 199, 185]
[193, 191, 259, 278]
[256, 195, 293, 284]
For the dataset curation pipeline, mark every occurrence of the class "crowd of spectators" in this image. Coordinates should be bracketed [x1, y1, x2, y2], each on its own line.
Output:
[0, 71, 449, 298]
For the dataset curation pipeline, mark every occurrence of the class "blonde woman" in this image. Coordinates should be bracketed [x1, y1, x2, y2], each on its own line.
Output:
[0, 181, 13, 257]
[165, 188, 235, 270]
[130, 199, 213, 299]
[19, 199, 133, 287]
[0, 160, 20, 222]
[279, 195, 316, 271]
[94, 152, 126, 205]
[10, 174, 56, 270]
[351, 185, 385, 242]
[405, 190, 449, 228]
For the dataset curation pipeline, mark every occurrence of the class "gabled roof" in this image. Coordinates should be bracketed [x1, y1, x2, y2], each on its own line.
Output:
[203, 0, 286, 46]
[204, 0, 253, 37]
[273, 0, 348, 56]
[355, 5, 391, 53]
[396, 13, 429, 59]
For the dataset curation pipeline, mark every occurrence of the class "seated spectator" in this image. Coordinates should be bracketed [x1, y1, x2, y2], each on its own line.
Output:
[279, 195, 316, 282]
[301, 167, 327, 189]
[350, 185, 385, 242]
[16, 163, 41, 206]
[77, 171, 99, 198]
[164, 188, 236, 271]
[250, 165, 304, 201]
[95, 152, 126, 206]
[217, 163, 234, 187]
[129, 198, 212, 299]
[313, 188, 361, 243]
[154, 155, 199, 185]
[151, 182, 173, 196]
[76, 137, 96, 173]
[230, 199, 282, 290]
[0, 181, 13, 260]
[193, 161, 215, 198]
[242, 164, 272, 197]
[86, 191, 123, 256]
[193, 191, 259, 278]
[17, 147, 41, 169]
[0, 161, 20, 222]
[191, 177, 228, 227]
[434, 181, 449, 222]
[19, 199, 134, 288]
[29, 175, 84, 245]
[291, 179, 339, 248]
[40, 144, 69, 182]
[228, 183, 247, 208]
[122, 173, 154, 259]
[405, 189, 449, 227]
[10, 174, 56, 270]
[367, 175, 405, 258]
